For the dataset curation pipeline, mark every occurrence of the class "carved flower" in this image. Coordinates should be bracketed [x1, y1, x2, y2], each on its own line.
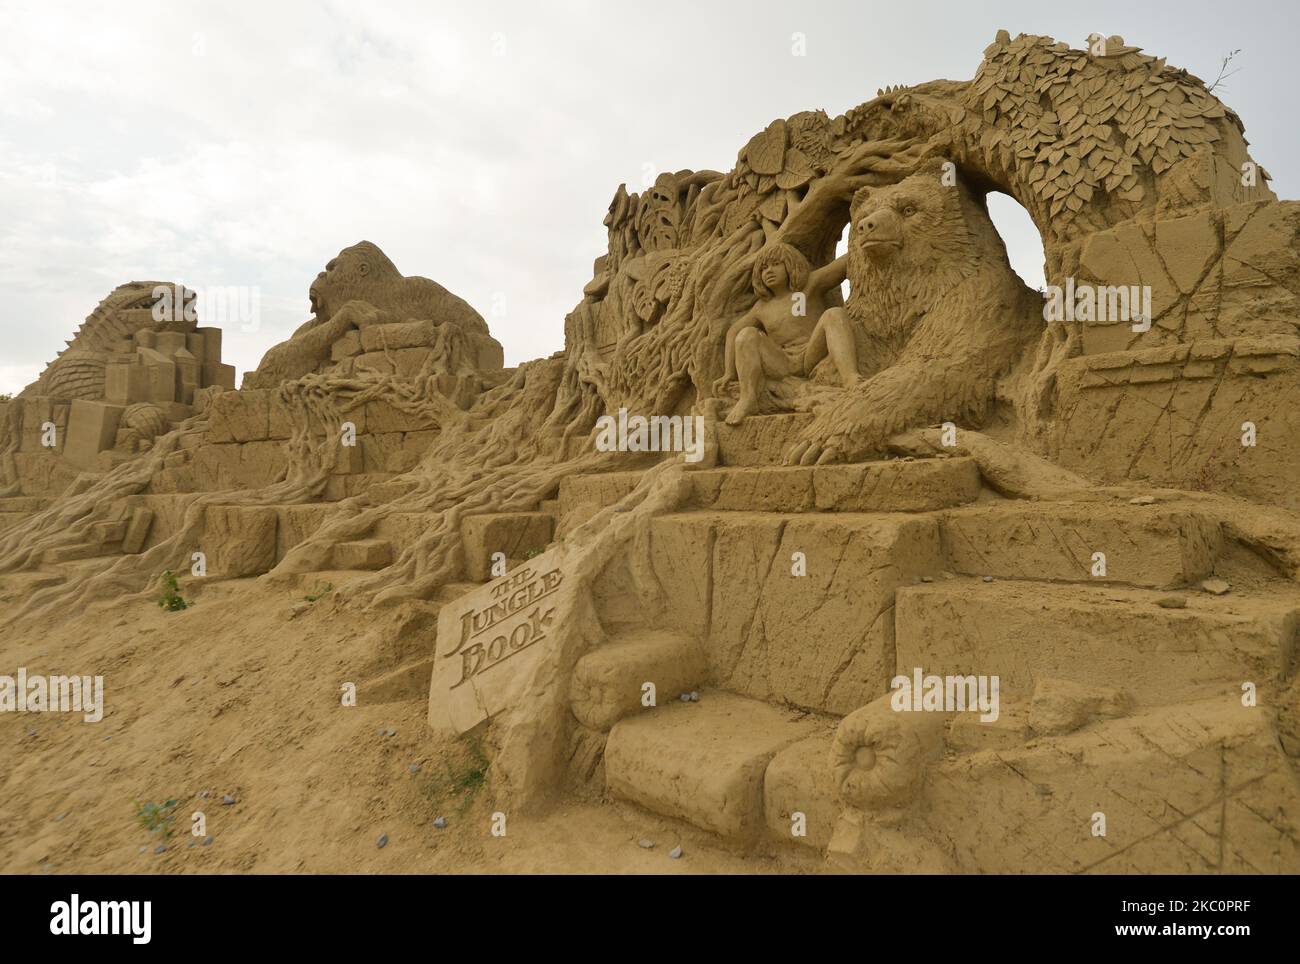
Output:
[832, 695, 947, 813]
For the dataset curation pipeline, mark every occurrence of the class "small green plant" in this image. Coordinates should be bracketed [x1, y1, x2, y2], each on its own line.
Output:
[525, 548, 543, 560]
[134, 798, 180, 838]
[304, 582, 333, 603]
[422, 737, 490, 814]
[158, 571, 187, 612]
[0, 393, 12, 403]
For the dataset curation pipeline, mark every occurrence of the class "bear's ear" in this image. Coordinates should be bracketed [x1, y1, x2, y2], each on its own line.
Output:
[917, 154, 951, 177]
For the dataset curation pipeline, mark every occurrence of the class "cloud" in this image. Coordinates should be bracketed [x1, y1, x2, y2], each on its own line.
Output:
[1, 0, 1293, 393]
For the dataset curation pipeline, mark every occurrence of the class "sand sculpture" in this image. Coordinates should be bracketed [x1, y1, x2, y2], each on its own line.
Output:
[2, 32, 1299, 873]
[244, 241, 504, 388]
[0, 281, 236, 499]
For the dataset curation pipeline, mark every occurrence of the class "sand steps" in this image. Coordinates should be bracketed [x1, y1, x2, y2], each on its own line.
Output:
[556, 457, 980, 535]
[570, 629, 706, 731]
[598, 571, 1300, 862]
[582, 459, 1300, 865]
[604, 689, 830, 844]
[895, 578, 1297, 712]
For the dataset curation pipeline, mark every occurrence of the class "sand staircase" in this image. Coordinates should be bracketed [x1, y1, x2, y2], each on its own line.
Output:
[539, 417, 1300, 872]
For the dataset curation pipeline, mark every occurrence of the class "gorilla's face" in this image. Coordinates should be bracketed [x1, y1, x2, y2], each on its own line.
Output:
[308, 242, 402, 321]
[310, 248, 372, 321]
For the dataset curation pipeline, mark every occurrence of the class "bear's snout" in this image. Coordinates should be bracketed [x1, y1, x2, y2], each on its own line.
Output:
[857, 206, 903, 255]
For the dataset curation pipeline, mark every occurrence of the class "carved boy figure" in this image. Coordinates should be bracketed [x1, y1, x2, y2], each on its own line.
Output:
[712, 242, 860, 424]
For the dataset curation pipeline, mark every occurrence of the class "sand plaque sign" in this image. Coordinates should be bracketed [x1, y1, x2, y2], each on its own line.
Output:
[429, 547, 565, 734]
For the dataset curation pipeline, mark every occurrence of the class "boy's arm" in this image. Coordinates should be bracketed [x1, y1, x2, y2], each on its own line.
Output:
[807, 253, 849, 297]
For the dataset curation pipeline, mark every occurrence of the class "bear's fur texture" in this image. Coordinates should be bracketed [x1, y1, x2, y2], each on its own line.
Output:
[787, 158, 1043, 465]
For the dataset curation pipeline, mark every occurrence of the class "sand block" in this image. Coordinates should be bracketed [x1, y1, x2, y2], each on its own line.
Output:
[204, 505, 278, 577]
[641, 513, 714, 636]
[1051, 343, 1300, 510]
[429, 546, 566, 735]
[688, 458, 980, 513]
[206, 389, 271, 443]
[105, 363, 150, 406]
[605, 690, 817, 841]
[90, 519, 127, 543]
[331, 440, 365, 475]
[17, 397, 67, 447]
[473, 334, 504, 371]
[895, 580, 1295, 712]
[323, 473, 391, 501]
[266, 394, 296, 440]
[715, 413, 812, 466]
[556, 471, 644, 536]
[354, 347, 439, 379]
[647, 512, 943, 714]
[333, 538, 393, 570]
[559, 458, 979, 526]
[64, 400, 124, 469]
[359, 319, 438, 352]
[569, 630, 707, 731]
[928, 697, 1300, 873]
[363, 399, 432, 434]
[330, 330, 362, 361]
[461, 512, 555, 581]
[762, 730, 839, 850]
[43, 543, 111, 563]
[0, 497, 51, 513]
[190, 440, 290, 491]
[948, 710, 1031, 751]
[359, 432, 405, 473]
[940, 501, 1221, 588]
[137, 347, 176, 404]
[121, 507, 154, 554]
[274, 504, 334, 560]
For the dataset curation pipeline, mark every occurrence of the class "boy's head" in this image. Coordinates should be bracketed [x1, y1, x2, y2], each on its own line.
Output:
[752, 242, 811, 298]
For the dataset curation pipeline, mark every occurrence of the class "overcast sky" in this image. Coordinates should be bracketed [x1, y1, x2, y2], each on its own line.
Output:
[2, 0, 1295, 395]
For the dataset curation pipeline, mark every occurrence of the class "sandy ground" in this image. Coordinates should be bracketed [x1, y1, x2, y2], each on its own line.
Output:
[0, 570, 819, 875]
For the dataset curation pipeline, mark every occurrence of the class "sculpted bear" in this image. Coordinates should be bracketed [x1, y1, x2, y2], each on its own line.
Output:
[245, 241, 503, 388]
[786, 158, 1042, 465]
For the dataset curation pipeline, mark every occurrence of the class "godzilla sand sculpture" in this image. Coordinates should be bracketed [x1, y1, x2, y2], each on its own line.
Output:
[2, 32, 1299, 873]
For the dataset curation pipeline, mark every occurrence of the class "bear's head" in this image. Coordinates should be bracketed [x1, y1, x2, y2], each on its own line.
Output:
[847, 156, 987, 273]
[844, 156, 1014, 323]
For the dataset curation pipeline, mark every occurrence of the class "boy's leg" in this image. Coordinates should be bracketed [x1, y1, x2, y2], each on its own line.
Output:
[801, 314, 830, 376]
[823, 310, 862, 386]
[728, 327, 794, 424]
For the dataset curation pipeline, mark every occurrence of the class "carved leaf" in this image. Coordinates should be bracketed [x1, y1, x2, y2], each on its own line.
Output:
[758, 192, 787, 222]
[745, 119, 787, 175]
